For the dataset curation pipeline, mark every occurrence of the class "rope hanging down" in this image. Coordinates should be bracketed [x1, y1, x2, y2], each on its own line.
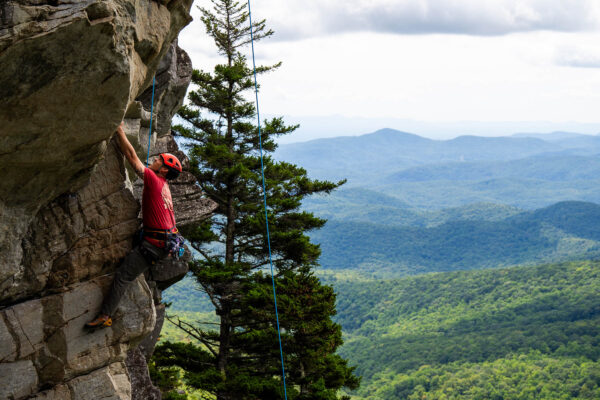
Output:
[247, 1, 289, 399]
[145, 75, 157, 166]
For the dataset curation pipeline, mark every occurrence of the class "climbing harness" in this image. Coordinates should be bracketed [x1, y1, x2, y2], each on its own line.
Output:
[247, 1, 288, 398]
[139, 239, 162, 264]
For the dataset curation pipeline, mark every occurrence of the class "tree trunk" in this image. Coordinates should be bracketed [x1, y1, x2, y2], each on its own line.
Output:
[216, 304, 232, 400]
[225, 197, 235, 264]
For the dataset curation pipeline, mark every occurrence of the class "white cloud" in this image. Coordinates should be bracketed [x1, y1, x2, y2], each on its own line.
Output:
[178, 1, 600, 137]
[247, 0, 600, 40]
[555, 45, 600, 68]
[249, 31, 600, 124]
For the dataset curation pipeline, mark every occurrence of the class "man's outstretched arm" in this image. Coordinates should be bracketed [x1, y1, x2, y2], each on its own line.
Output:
[115, 122, 145, 178]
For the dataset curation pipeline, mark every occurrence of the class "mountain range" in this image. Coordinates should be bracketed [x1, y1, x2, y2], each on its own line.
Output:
[276, 128, 600, 186]
[277, 128, 600, 210]
[279, 129, 600, 278]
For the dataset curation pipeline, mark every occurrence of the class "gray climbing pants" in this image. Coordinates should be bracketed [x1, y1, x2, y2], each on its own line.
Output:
[101, 240, 167, 316]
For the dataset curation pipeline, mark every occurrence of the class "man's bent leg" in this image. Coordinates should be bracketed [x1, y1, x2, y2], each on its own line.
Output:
[100, 245, 151, 317]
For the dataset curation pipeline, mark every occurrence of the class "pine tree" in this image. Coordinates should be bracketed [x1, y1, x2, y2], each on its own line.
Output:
[153, 1, 359, 399]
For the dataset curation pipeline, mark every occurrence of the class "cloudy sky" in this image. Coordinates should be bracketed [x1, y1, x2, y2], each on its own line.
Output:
[179, 0, 600, 141]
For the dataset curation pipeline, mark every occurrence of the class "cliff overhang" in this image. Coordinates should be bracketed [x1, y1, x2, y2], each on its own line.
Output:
[0, 1, 215, 398]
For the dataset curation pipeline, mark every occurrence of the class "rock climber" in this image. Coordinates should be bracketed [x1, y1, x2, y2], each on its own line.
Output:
[85, 122, 183, 329]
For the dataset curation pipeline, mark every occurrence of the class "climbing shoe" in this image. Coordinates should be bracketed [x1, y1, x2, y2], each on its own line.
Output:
[85, 314, 112, 329]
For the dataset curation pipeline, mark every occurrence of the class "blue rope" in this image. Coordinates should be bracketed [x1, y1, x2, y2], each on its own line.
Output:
[145, 75, 157, 166]
[247, 1, 288, 399]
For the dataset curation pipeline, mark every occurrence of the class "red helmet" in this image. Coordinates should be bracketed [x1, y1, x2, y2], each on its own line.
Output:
[160, 153, 182, 180]
[160, 153, 182, 172]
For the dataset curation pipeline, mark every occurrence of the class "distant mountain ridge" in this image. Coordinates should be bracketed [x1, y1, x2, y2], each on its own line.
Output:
[511, 131, 595, 141]
[385, 154, 600, 183]
[275, 128, 566, 184]
[304, 189, 522, 227]
[277, 128, 572, 180]
[277, 128, 600, 209]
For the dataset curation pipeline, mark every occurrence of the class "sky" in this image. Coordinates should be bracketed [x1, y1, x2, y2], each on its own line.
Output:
[178, 0, 600, 142]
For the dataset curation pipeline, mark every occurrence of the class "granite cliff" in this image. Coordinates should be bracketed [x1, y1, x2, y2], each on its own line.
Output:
[0, 1, 215, 398]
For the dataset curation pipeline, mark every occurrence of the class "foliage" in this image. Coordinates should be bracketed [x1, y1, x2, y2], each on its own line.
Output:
[310, 201, 600, 274]
[332, 260, 600, 398]
[303, 188, 523, 228]
[162, 261, 600, 399]
[162, 275, 215, 313]
[159, 310, 218, 343]
[367, 353, 600, 400]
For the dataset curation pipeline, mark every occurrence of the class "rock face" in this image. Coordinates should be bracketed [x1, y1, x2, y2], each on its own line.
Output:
[0, 1, 215, 398]
[125, 347, 162, 400]
[0, 276, 153, 399]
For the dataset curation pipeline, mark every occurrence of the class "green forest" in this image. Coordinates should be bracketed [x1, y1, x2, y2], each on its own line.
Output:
[311, 201, 600, 275]
[163, 260, 600, 399]
[334, 261, 600, 398]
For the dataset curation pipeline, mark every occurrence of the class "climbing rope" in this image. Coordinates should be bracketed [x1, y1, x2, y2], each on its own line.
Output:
[247, 1, 289, 398]
[145, 75, 157, 166]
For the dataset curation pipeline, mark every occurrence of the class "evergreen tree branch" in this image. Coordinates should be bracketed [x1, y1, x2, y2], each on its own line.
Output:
[166, 314, 219, 359]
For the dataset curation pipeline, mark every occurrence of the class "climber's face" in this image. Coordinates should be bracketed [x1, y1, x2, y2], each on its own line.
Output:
[149, 157, 169, 177]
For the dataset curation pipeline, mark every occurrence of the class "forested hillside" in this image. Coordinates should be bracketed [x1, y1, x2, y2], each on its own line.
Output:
[163, 260, 600, 399]
[334, 260, 600, 399]
[311, 201, 600, 275]
[385, 155, 600, 183]
[303, 188, 522, 227]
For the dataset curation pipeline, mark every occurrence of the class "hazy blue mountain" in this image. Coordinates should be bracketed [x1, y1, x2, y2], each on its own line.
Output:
[277, 128, 600, 210]
[306, 187, 412, 209]
[511, 131, 593, 141]
[373, 177, 600, 209]
[303, 188, 423, 226]
[441, 135, 560, 158]
[427, 202, 522, 225]
[385, 154, 600, 183]
[275, 128, 561, 183]
[274, 129, 432, 183]
[555, 134, 600, 151]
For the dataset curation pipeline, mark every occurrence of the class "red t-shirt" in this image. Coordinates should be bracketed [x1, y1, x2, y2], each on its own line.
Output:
[143, 167, 176, 247]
